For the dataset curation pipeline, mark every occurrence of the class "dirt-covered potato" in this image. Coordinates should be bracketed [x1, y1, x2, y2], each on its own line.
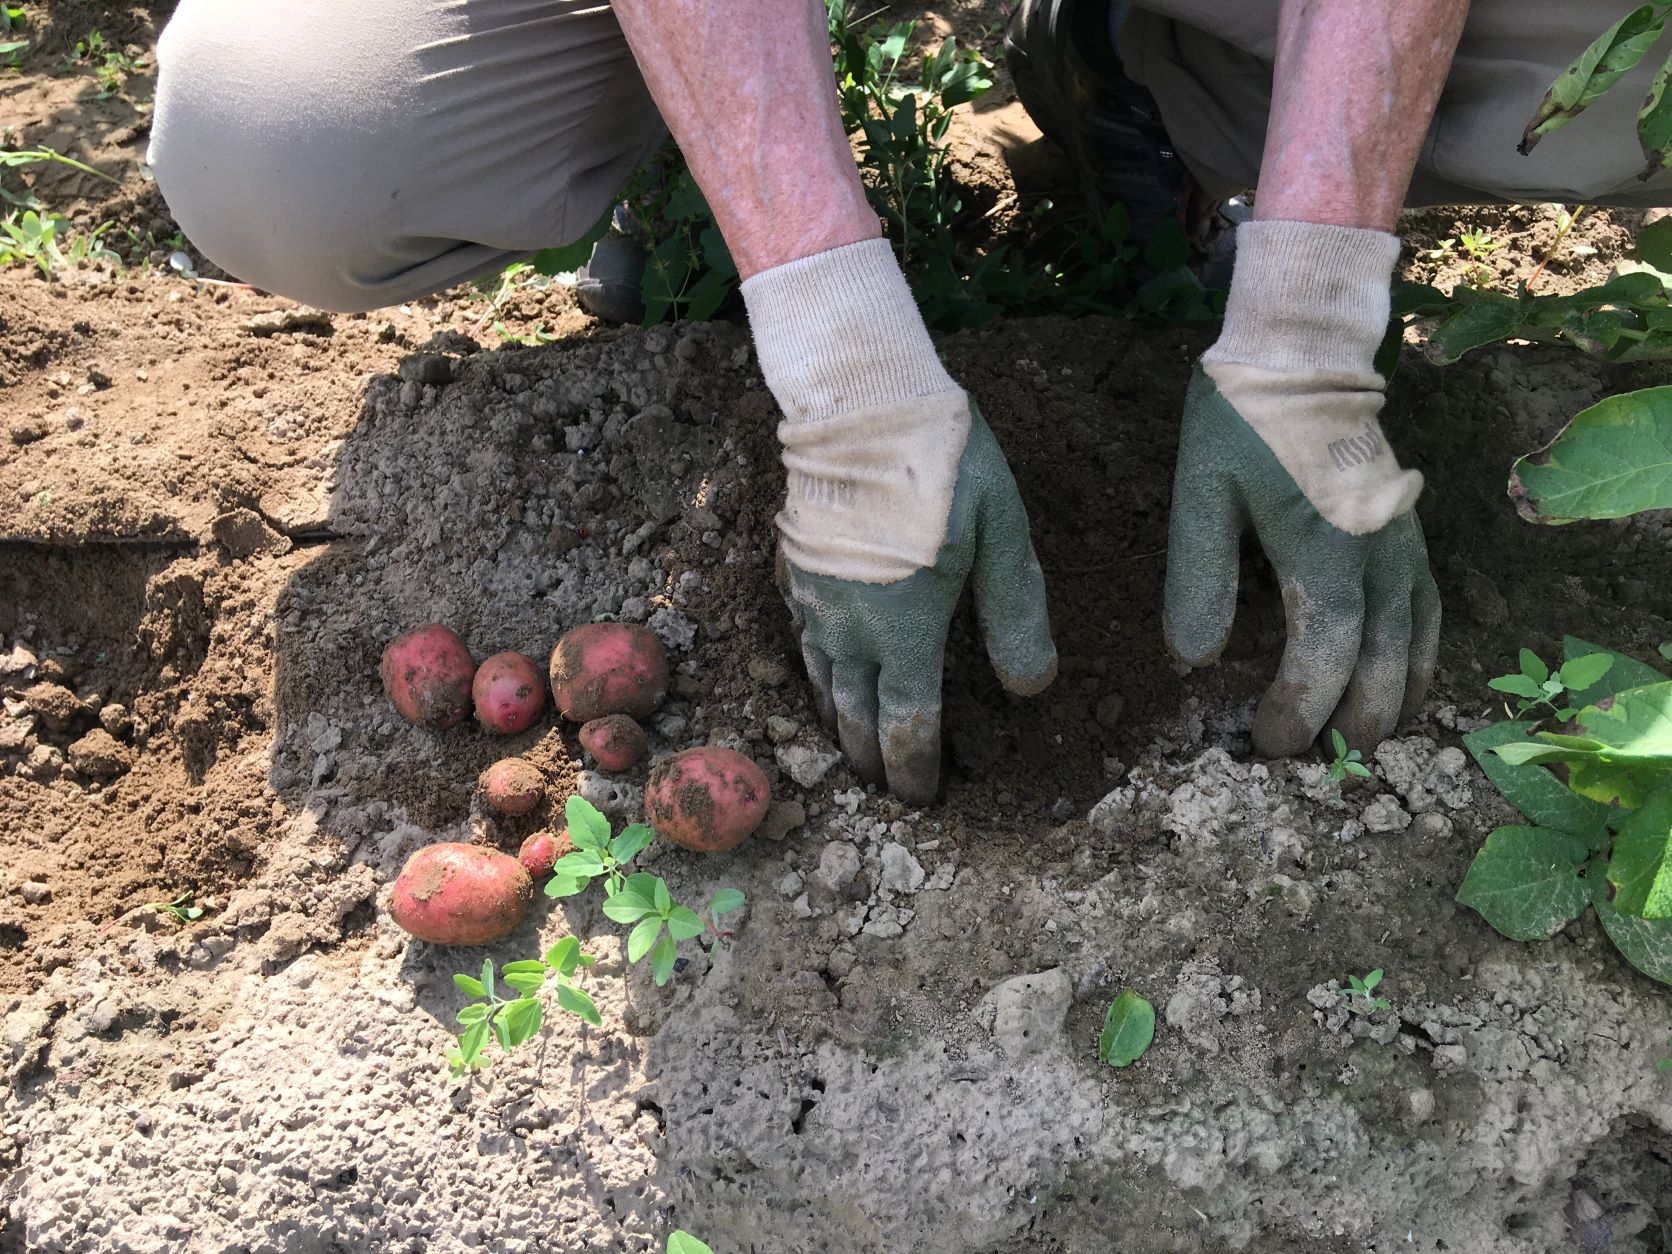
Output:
[579, 714, 647, 772]
[645, 747, 771, 853]
[518, 828, 572, 878]
[472, 651, 546, 734]
[478, 757, 545, 816]
[379, 624, 476, 729]
[548, 623, 668, 723]
[389, 843, 533, 945]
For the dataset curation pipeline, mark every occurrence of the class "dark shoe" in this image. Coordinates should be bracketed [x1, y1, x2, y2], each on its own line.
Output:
[1004, 0, 1246, 286]
[574, 205, 647, 325]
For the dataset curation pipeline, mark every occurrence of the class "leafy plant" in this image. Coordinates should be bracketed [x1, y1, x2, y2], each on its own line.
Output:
[1097, 988, 1155, 1068]
[447, 940, 599, 1082]
[0, 2, 24, 67]
[1460, 637, 1672, 986]
[145, 890, 204, 923]
[1326, 729, 1371, 782]
[60, 30, 144, 98]
[1489, 648, 1615, 720]
[0, 209, 117, 276]
[1337, 968, 1392, 1014]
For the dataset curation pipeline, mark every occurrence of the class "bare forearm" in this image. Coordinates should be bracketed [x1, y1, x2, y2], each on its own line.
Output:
[611, 0, 877, 279]
[1256, 0, 1469, 231]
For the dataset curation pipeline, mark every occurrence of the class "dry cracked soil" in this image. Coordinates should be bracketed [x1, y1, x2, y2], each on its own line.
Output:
[2, 3, 1672, 1252]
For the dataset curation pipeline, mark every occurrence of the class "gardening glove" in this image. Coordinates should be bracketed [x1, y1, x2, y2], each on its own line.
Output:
[1164, 221, 1441, 758]
[742, 238, 1057, 804]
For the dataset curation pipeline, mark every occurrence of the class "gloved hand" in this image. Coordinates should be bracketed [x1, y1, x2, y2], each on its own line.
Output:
[1163, 221, 1441, 757]
[742, 238, 1057, 803]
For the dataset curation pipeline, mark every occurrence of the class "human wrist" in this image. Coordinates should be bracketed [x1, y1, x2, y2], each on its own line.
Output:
[1204, 220, 1401, 379]
[741, 237, 959, 424]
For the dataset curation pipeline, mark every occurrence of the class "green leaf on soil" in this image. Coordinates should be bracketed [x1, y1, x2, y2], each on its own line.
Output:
[1564, 637, 1669, 705]
[1456, 824, 1592, 941]
[708, 888, 746, 915]
[544, 937, 582, 975]
[650, 934, 678, 986]
[1608, 785, 1672, 917]
[610, 824, 656, 865]
[452, 974, 486, 998]
[1428, 290, 1529, 362]
[458, 1019, 490, 1064]
[1641, 45, 1672, 177]
[457, 1004, 489, 1025]
[666, 906, 705, 940]
[501, 960, 545, 976]
[1097, 989, 1156, 1068]
[667, 1234, 715, 1254]
[502, 997, 543, 1047]
[1463, 721, 1611, 845]
[627, 916, 664, 963]
[1556, 652, 1616, 693]
[565, 796, 612, 850]
[502, 971, 545, 995]
[1489, 674, 1544, 700]
[1509, 386, 1672, 523]
[1520, 5, 1667, 153]
[1592, 875, 1672, 985]
[1633, 215, 1672, 271]
[557, 983, 602, 1027]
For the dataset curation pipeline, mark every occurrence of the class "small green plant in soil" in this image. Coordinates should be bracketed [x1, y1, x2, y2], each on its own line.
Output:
[1337, 969, 1392, 1015]
[0, 209, 118, 276]
[1097, 988, 1155, 1068]
[445, 796, 746, 1079]
[1460, 637, 1672, 988]
[60, 30, 144, 98]
[1, 2, 26, 67]
[1326, 729, 1371, 783]
[145, 890, 204, 923]
[1489, 648, 1615, 721]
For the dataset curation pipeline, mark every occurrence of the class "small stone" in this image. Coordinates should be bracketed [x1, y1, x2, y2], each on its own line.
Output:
[19, 744, 63, 782]
[397, 352, 454, 385]
[777, 742, 842, 789]
[776, 870, 805, 899]
[879, 842, 925, 894]
[98, 703, 133, 740]
[1361, 794, 1411, 834]
[1431, 1043, 1468, 1071]
[756, 798, 806, 843]
[1406, 1088, 1435, 1125]
[813, 842, 861, 893]
[21, 682, 85, 734]
[1411, 812, 1453, 840]
[1094, 692, 1126, 731]
[746, 657, 790, 687]
[67, 728, 131, 779]
[18, 881, 50, 905]
[765, 716, 799, 744]
[215, 1166, 239, 1194]
[983, 969, 1072, 1058]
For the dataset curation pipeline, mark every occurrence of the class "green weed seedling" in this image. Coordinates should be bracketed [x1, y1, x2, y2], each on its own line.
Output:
[1, 209, 118, 276]
[1488, 647, 1613, 721]
[1326, 729, 1371, 782]
[60, 30, 144, 97]
[1338, 969, 1392, 1015]
[145, 891, 204, 923]
[1, 4, 24, 67]
[1460, 637, 1672, 989]
[447, 940, 598, 1083]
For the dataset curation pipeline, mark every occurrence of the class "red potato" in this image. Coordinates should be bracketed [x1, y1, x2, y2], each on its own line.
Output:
[380, 624, 475, 729]
[479, 758, 545, 816]
[579, 714, 648, 772]
[390, 843, 532, 945]
[645, 747, 771, 853]
[518, 828, 573, 878]
[549, 623, 669, 723]
[473, 651, 547, 735]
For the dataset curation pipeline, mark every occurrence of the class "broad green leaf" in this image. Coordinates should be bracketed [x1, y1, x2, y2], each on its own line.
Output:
[667, 1234, 715, 1254]
[666, 906, 705, 940]
[1489, 684, 1672, 803]
[457, 1004, 490, 1025]
[1592, 875, 1672, 984]
[1456, 825, 1592, 941]
[565, 796, 612, 849]
[628, 916, 663, 963]
[452, 974, 486, 998]
[650, 934, 678, 986]
[481, 959, 496, 1000]
[708, 888, 746, 915]
[1634, 215, 1672, 271]
[503, 971, 545, 995]
[1563, 637, 1667, 705]
[1556, 652, 1615, 692]
[492, 1010, 512, 1051]
[1429, 290, 1527, 362]
[603, 895, 657, 924]
[501, 960, 546, 977]
[653, 877, 673, 915]
[1098, 989, 1156, 1068]
[1642, 46, 1672, 177]
[611, 824, 656, 865]
[1489, 674, 1544, 700]
[1520, 6, 1667, 153]
[545, 874, 586, 899]
[545, 937, 582, 976]
[1464, 721, 1612, 844]
[1509, 386, 1672, 522]
[552, 850, 607, 878]
[502, 997, 543, 1047]
[1391, 281, 1451, 318]
[557, 983, 602, 1027]
[458, 1019, 490, 1063]
[1608, 785, 1672, 917]
[1520, 648, 1550, 683]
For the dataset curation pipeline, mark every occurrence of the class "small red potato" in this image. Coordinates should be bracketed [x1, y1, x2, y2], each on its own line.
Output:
[473, 651, 547, 734]
[479, 757, 545, 816]
[646, 747, 771, 853]
[380, 624, 475, 729]
[390, 843, 532, 945]
[549, 623, 669, 723]
[579, 714, 648, 772]
[518, 828, 573, 878]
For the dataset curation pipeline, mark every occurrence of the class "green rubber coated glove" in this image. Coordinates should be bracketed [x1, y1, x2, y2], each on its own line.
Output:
[1164, 220, 1441, 758]
[743, 238, 1056, 803]
[1165, 366, 1440, 756]
[781, 407, 1057, 803]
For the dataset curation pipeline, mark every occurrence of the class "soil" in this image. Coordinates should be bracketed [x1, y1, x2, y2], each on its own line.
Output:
[3, 6, 1672, 1254]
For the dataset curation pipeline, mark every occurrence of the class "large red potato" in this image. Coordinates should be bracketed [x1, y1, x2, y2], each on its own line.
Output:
[579, 714, 648, 772]
[380, 624, 476, 729]
[646, 747, 771, 853]
[479, 758, 545, 816]
[473, 651, 547, 734]
[549, 623, 669, 723]
[390, 843, 533, 945]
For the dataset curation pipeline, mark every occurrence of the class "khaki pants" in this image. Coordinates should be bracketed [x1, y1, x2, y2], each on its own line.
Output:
[149, 0, 1672, 313]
